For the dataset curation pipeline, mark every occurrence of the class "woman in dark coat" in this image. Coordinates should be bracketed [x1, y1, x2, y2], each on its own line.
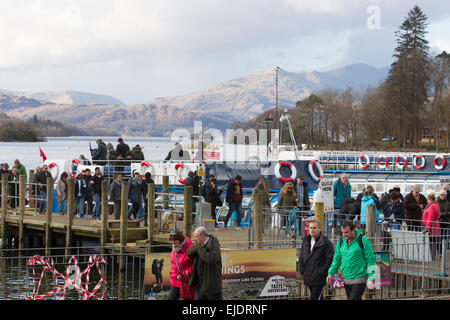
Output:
[404, 186, 427, 231]
[204, 179, 223, 229]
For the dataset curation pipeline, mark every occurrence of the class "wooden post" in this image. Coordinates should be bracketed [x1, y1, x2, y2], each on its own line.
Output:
[45, 177, 53, 255]
[119, 180, 129, 272]
[183, 186, 193, 239]
[314, 201, 325, 234]
[147, 183, 156, 252]
[100, 180, 109, 250]
[65, 179, 75, 257]
[252, 192, 263, 249]
[366, 204, 376, 246]
[18, 175, 26, 250]
[28, 170, 34, 208]
[1, 174, 7, 249]
[46, 177, 53, 215]
[162, 176, 169, 209]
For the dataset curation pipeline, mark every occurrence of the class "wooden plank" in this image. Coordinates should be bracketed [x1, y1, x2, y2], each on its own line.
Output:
[18, 175, 26, 249]
[119, 180, 129, 271]
[65, 179, 75, 257]
[147, 183, 155, 251]
[183, 186, 193, 239]
[100, 180, 108, 249]
[1, 174, 8, 248]
[45, 176, 53, 254]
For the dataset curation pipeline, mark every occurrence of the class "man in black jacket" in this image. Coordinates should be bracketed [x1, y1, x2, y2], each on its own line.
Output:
[92, 167, 104, 220]
[35, 164, 53, 214]
[299, 220, 334, 300]
[83, 169, 94, 216]
[92, 139, 107, 165]
[224, 175, 243, 230]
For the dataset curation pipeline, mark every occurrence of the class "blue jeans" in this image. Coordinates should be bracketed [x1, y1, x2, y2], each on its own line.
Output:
[39, 190, 47, 213]
[225, 202, 242, 227]
[74, 195, 85, 218]
[93, 193, 101, 219]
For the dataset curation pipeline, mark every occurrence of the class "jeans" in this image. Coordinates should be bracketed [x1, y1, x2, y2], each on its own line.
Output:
[74, 195, 85, 218]
[344, 283, 366, 300]
[84, 194, 93, 216]
[114, 200, 121, 220]
[39, 189, 47, 213]
[225, 202, 242, 227]
[93, 193, 101, 219]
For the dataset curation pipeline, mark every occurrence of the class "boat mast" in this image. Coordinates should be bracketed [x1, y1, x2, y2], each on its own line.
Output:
[275, 66, 280, 145]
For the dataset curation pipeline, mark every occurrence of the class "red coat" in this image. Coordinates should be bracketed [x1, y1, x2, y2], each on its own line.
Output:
[421, 201, 440, 236]
[169, 237, 194, 287]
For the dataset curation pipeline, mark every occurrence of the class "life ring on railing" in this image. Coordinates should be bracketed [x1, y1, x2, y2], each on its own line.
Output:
[395, 155, 408, 170]
[413, 155, 426, 170]
[175, 163, 187, 184]
[433, 155, 446, 170]
[358, 154, 370, 169]
[308, 160, 323, 182]
[71, 159, 79, 177]
[274, 161, 297, 183]
[140, 161, 155, 177]
[48, 162, 59, 180]
[377, 156, 389, 169]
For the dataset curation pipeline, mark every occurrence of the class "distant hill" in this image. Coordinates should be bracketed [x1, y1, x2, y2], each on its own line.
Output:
[0, 63, 389, 136]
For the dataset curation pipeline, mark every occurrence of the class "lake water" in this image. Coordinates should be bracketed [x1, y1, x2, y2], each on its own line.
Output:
[0, 136, 175, 173]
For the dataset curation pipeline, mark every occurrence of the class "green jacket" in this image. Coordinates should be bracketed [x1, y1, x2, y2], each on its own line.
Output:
[16, 165, 27, 179]
[186, 234, 222, 296]
[328, 228, 376, 281]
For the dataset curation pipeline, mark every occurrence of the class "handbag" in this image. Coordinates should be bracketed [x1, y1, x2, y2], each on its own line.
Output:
[175, 253, 196, 300]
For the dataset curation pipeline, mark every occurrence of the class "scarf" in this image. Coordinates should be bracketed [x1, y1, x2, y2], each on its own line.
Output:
[172, 238, 186, 253]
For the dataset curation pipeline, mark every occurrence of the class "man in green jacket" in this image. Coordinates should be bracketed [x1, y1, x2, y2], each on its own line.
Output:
[186, 227, 222, 300]
[14, 159, 27, 180]
[326, 220, 376, 300]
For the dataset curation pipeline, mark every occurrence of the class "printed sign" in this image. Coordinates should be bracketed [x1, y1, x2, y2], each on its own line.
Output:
[440, 176, 450, 188]
[319, 177, 334, 213]
[144, 248, 297, 299]
[373, 252, 392, 288]
[330, 274, 344, 289]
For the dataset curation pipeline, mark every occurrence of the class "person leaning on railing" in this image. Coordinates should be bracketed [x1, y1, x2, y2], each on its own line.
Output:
[421, 192, 441, 261]
[404, 186, 427, 232]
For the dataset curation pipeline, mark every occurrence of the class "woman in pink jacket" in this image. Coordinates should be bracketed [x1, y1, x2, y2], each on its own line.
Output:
[167, 230, 194, 300]
[422, 192, 441, 260]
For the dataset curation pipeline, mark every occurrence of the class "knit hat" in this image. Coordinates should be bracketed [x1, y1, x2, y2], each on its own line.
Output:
[118, 138, 123, 143]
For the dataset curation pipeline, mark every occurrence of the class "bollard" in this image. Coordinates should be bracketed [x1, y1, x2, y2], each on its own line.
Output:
[183, 186, 193, 240]
[28, 170, 35, 208]
[45, 177, 53, 255]
[314, 201, 325, 234]
[366, 204, 376, 247]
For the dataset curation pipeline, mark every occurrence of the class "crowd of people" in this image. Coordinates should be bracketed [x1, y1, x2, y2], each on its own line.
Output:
[335, 173, 450, 260]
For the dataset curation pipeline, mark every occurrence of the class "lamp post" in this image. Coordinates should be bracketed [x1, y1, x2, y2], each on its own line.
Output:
[263, 114, 274, 158]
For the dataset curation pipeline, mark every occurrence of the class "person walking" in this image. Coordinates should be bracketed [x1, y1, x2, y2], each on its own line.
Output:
[128, 171, 144, 220]
[204, 178, 223, 229]
[167, 230, 194, 300]
[56, 172, 68, 214]
[224, 175, 244, 230]
[326, 220, 376, 300]
[74, 173, 87, 218]
[294, 174, 310, 211]
[422, 192, 441, 260]
[109, 174, 123, 220]
[299, 220, 334, 300]
[92, 167, 104, 220]
[186, 227, 222, 300]
[405, 186, 427, 231]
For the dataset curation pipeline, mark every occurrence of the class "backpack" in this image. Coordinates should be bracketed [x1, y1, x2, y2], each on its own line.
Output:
[339, 234, 364, 251]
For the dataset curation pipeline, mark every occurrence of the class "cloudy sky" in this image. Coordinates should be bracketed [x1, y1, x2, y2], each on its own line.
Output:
[0, 0, 449, 105]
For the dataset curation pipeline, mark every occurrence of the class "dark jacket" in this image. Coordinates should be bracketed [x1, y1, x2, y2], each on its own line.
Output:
[185, 174, 200, 202]
[380, 190, 404, 209]
[116, 142, 130, 158]
[109, 180, 122, 201]
[128, 177, 143, 203]
[92, 174, 104, 195]
[142, 178, 155, 200]
[131, 146, 145, 160]
[226, 179, 243, 204]
[35, 171, 53, 191]
[294, 181, 310, 209]
[186, 234, 222, 296]
[404, 192, 427, 226]
[83, 174, 94, 195]
[340, 198, 361, 221]
[383, 200, 405, 220]
[93, 142, 107, 161]
[437, 198, 450, 224]
[205, 184, 222, 206]
[299, 233, 334, 287]
[8, 173, 19, 196]
[74, 178, 87, 197]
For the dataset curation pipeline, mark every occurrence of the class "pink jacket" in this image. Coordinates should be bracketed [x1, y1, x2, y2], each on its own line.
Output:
[169, 237, 194, 287]
[421, 201, 440, 236]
